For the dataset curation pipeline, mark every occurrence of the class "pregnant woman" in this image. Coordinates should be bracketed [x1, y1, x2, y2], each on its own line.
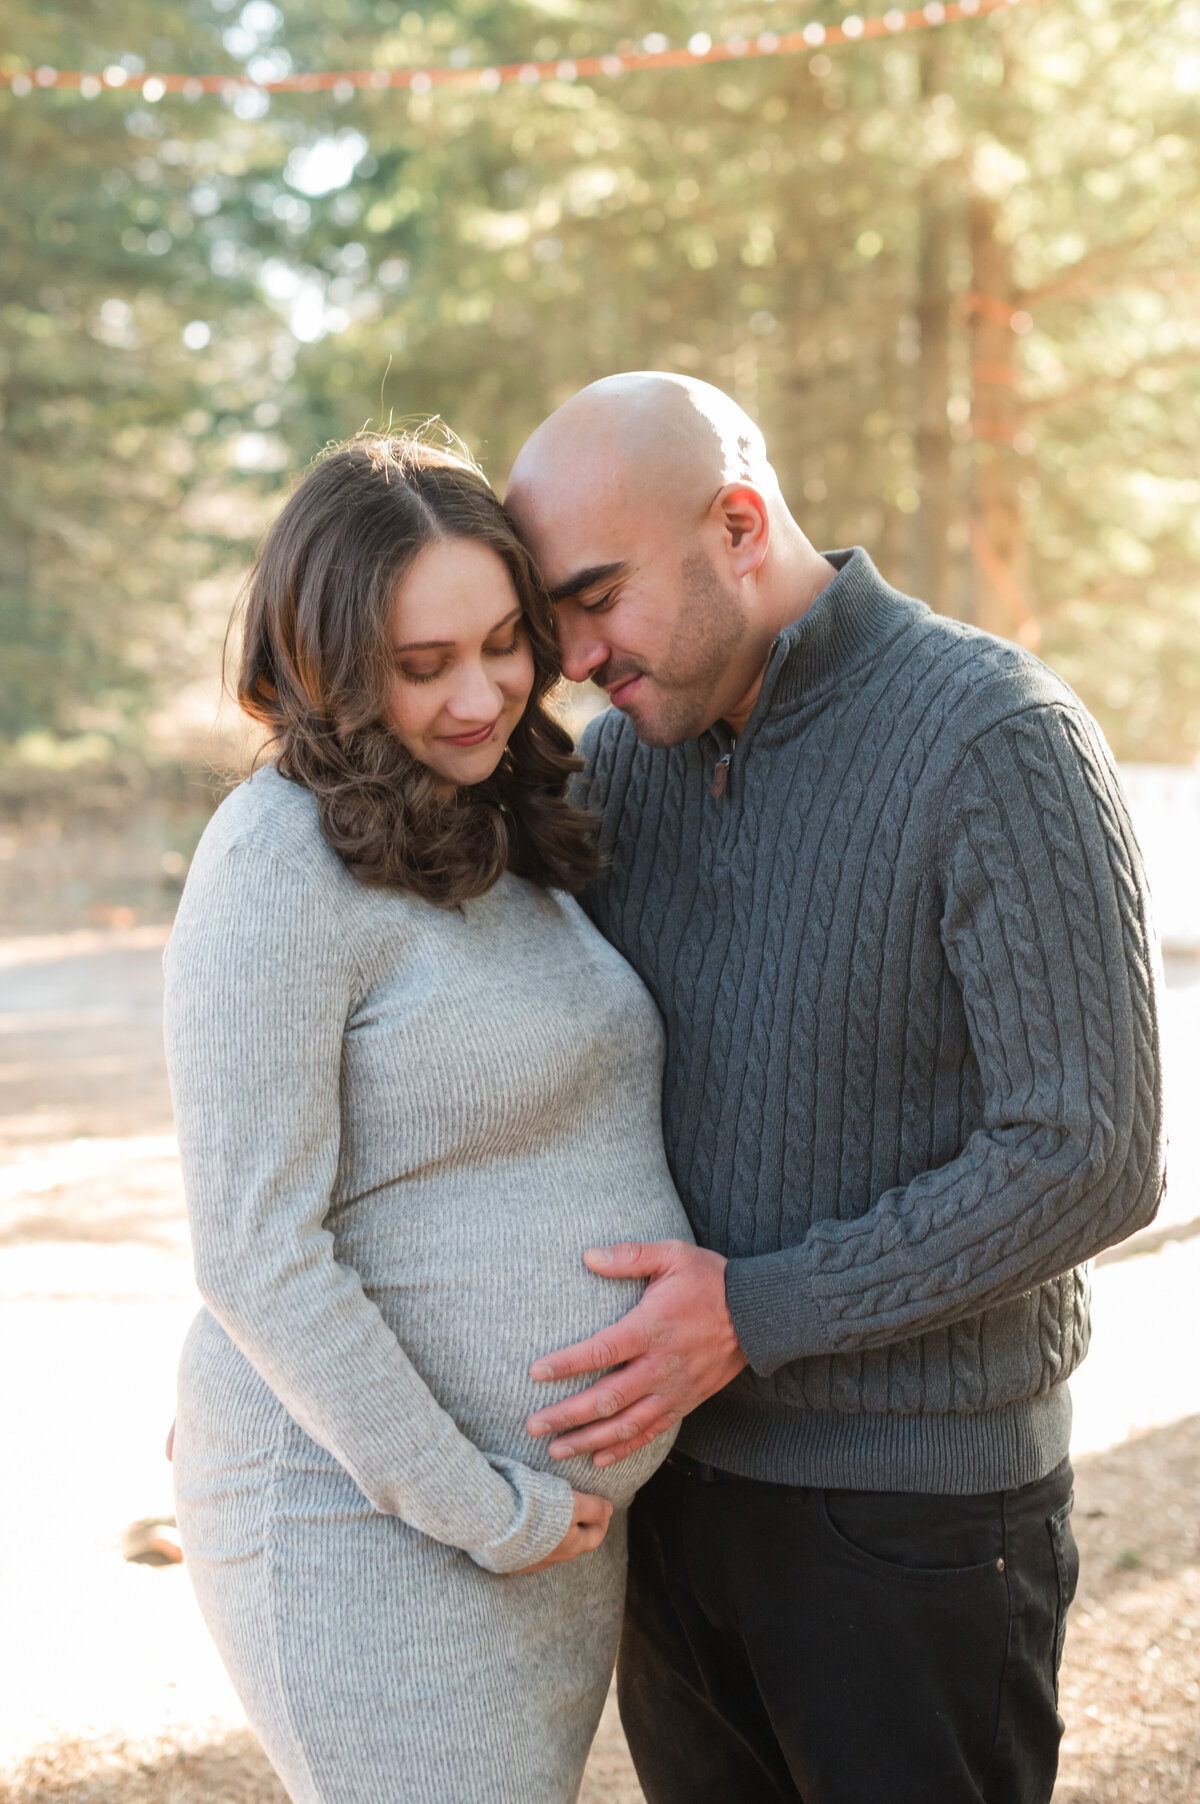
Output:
[165, 430, 694, 1804]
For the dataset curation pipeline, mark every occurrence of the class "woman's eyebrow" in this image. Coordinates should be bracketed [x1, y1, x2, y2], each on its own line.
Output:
[394, 605, 523, 652]
[548, 561, 628, 604]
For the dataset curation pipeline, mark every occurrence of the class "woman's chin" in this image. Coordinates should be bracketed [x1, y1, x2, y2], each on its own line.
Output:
[427, 748, 506, 792]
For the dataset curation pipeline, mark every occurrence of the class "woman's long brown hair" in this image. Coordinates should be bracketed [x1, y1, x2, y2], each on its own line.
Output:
[235, 430, 597, 905]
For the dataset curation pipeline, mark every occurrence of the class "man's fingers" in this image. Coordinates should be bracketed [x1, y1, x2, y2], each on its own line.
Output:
[527, 1365, 648, 1439]
[528, 1381, 627, 1440]
[529, 1316, 649, 1388]
[546, 1398, 674, 1461]
[593, 1418, 676, 1467]
[527, 1243, 747, 1453]
[583, 1238, 683, 1279]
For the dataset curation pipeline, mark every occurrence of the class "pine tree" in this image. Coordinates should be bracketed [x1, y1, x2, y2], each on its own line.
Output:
[0, 1, 257, 749]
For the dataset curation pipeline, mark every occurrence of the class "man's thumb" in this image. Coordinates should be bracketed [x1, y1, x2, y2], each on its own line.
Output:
[584, 1239, 672, 1277]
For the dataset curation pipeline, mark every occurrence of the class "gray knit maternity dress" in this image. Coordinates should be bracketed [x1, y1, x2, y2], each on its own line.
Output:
[165, 766, 693, 1804]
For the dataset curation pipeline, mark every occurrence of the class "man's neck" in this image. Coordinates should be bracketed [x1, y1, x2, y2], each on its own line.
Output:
[720, 550, 838, 736]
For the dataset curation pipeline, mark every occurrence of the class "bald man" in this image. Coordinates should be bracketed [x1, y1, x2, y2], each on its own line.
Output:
[507, 375, 1164, 1804]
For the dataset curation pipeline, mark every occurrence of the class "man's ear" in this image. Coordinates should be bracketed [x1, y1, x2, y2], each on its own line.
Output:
[712, 483, 770, 577]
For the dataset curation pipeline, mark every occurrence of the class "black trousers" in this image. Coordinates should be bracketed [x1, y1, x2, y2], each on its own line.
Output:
[617, 1453, 1078, 1804]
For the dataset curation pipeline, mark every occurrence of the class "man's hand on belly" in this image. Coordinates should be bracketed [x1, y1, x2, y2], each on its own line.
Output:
[525, 1241, 748, 1467]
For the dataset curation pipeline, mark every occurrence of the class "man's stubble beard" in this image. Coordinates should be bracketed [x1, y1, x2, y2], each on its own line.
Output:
[621, 550, 750, 748]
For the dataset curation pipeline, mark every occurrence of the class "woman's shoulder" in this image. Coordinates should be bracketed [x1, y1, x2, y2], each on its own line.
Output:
[192, 764, 341, 883]
[178, 765, 443, 970]
[178, 765, 370, 941]
[170, 767, 373, 983]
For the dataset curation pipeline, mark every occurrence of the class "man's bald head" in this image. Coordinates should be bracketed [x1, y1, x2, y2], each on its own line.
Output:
[505, 372, 830, 746]
[507, 373, 779, 570]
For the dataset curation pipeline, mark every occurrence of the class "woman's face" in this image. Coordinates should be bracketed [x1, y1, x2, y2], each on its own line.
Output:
[386, 537, 537, 792]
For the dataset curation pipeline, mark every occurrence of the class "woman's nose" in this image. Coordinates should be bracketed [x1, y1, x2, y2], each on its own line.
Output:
[444, 661, 504, 721]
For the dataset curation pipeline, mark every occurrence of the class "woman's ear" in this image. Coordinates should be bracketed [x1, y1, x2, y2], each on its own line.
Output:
[713, 483, 770, 578]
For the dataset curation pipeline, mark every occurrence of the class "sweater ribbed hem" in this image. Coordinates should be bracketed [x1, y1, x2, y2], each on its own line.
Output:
[676, 1384, 1073, 1495]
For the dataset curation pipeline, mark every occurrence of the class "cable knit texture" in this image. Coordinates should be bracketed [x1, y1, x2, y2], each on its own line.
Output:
[164, 764, 693, 1803]
[580, 548, 1166, 1494]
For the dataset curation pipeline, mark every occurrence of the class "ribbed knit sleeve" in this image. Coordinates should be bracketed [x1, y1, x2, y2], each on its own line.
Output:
[725, 702, 1165, 1376]
[164, 842, 575, 1573]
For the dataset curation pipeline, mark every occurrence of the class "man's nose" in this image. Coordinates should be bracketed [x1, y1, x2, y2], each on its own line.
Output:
[557, 615, 608, 686]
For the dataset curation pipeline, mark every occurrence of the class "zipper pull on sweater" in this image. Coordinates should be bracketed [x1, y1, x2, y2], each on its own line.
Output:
[711, 737, 737, 798]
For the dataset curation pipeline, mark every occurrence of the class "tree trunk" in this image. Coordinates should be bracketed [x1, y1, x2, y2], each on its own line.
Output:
[968, 194, 1037, 645]
[915, 42, 953, 615]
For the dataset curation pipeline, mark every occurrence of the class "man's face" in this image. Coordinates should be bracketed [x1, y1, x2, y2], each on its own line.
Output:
[513, 493, 750, 747]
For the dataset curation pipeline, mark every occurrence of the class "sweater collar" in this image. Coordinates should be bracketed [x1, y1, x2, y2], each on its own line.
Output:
[754, 547, 927, 716]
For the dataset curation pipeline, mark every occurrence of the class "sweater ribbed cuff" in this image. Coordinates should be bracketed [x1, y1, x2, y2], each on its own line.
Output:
[468, 1464, 577, 1575]
[725, 1250, 832, 1377]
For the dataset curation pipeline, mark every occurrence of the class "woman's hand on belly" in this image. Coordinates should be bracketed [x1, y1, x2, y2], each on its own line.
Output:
[507, 1489, 614, 1576]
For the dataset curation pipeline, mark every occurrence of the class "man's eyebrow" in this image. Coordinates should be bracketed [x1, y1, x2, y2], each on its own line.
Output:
[393, 605, 522, 653]
[547, 561, 629, 604]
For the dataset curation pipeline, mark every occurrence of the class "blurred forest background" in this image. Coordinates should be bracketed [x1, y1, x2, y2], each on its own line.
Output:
[1, 0, 1198, 921]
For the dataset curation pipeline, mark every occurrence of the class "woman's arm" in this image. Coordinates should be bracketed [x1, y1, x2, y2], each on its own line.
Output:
[165, 839, 576, 1573]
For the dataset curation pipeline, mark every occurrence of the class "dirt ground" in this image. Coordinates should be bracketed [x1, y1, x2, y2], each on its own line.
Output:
[1, 832, 1197, 1803]
[2, 1419, 1197, 1804]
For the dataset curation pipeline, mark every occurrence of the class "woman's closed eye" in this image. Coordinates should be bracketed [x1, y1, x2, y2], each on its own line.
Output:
[485, 631, 524, 658]
[397, 632, 523, 685]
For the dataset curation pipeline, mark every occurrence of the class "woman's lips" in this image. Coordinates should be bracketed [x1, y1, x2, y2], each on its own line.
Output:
[440, 718, 500, 747]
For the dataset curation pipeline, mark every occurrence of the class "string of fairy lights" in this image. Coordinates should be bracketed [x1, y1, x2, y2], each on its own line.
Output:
[3, 0, 1049, 99]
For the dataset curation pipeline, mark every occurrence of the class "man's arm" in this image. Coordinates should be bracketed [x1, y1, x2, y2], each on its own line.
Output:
[528, 702, 1164, 1460]
[725, 702, 1164, 1375]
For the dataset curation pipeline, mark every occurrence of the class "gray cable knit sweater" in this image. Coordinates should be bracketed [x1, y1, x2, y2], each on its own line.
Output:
[580, 547, 1166, 1494]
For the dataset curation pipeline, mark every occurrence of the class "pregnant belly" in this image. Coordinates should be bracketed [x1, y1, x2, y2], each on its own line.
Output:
[338, 1163, 695, 1511]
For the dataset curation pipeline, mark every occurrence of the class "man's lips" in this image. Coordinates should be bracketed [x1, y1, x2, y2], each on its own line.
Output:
[605, 674, 643, 707]
[439, 718, 500, 747]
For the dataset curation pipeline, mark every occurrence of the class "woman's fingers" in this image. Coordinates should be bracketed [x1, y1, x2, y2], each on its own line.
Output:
[570, 1488, 614, 1524]
[508, 1491, 612, 1574]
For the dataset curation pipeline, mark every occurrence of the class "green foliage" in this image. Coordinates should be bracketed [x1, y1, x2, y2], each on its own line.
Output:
[0, 0, 264, 744]
[2, 0, 1198, 760]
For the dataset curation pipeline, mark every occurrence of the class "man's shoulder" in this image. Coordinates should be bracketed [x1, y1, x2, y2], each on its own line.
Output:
[900, 611, 1090, 748]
